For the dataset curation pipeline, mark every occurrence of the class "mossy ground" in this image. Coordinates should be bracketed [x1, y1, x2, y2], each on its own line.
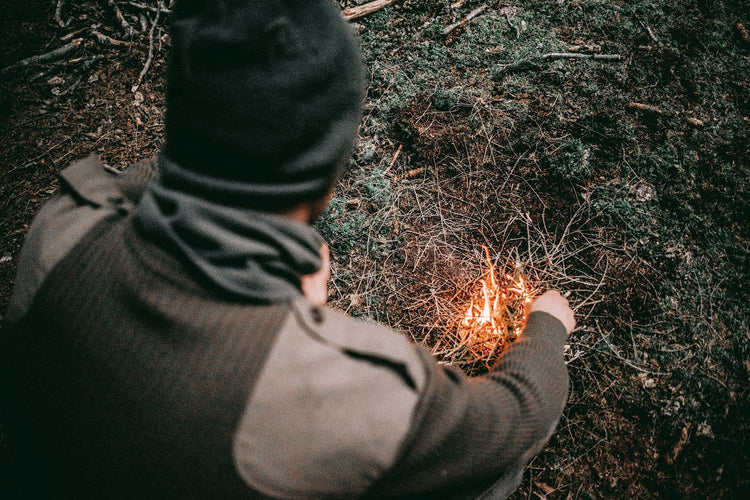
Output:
[1, 0, 748, 497]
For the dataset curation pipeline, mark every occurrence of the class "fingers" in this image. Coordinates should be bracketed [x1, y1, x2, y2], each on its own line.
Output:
[528, 290, 576, 335]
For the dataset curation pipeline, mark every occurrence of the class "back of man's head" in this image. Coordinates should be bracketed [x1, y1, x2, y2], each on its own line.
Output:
[162, 0, 365, 209]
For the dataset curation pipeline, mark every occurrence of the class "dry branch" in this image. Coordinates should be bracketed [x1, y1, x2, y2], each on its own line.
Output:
[61, 27, 87, 41]
[107, 0, 137, 37]
[1, 39, 82, 77]
[442, 5, 488, 36]
[131, 4, 162, 93]
[384, 144, 403, 175]
[493, 52, 622, 77]
[541, 52, 621, 61]
[645, 25, 660, 44]
[90, 30, 137, 48]
[626, 102, 664, 115]
[124, 1, 172, 14]
[55, 0, 70, 27]
[341, 0, 401, 22]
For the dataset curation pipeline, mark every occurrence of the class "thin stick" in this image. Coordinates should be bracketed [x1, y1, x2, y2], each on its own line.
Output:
[341, 0, 401, 22]
[493, 52, 622, 77]
[626, 102, 664, 115]
[124, 1, 172, 14]
[61, 27, 87, 41]
[384, 144, 403, 175]
[131, 4, 161, 93]
[91, 30, 137, 48]
[645, 25, 660, 44]
[542, 53, 622, 61]
[442, 5, 488, 36]
[55, 0, 70, 28]
[107, 0, 137, 37]
[0, 39, 82, 76]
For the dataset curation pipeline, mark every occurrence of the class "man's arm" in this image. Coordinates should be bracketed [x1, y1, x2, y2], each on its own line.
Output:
[230, 290, 571, 499]
[365, 293, 572, 498]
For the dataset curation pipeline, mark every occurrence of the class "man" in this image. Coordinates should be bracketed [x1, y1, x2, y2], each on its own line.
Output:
[1, 0, 575, 498]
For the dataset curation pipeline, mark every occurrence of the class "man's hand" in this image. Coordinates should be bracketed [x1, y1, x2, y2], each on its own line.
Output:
[528, 290, 576, 335]
[300, 243, 330, 306]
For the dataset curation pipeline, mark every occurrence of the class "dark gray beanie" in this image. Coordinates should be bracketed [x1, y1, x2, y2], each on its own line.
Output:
[162, 0, 365, 208]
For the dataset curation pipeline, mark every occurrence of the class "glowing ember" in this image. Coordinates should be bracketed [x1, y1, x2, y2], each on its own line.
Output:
[458, 246, 537, 362]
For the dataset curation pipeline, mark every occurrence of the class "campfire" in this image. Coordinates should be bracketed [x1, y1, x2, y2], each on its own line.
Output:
[456, 246, 538, 365]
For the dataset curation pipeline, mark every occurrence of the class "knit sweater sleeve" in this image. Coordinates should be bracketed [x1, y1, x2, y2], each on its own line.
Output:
[365, 311, 569, 498]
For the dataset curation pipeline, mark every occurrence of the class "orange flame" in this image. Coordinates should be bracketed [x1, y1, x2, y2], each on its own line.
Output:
[458, 246, 537, 360]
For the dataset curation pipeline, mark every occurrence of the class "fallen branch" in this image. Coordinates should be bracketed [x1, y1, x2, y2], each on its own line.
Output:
[567, 44, 602, 53]
[1, 39, 82, 77]
[383, 144, 403, 175]
[91, 30, 137, 48]
[645, 25, 660, 45]
[55, 0, 71, 28]
[442, 5, 487, 36]
[124, 1, 172, 14]
[131, 3, 161, 92]
[341, 0, 401, 22]
[107, 0, 137, 37]
[493, 52, 622, 77]
[626, 102, 664, 115]
[61, 27, 87, 41]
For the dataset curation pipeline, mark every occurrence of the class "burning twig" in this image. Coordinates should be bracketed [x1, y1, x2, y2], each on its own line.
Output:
[455, 246, 538, 366]
[341, 0, 401, 22]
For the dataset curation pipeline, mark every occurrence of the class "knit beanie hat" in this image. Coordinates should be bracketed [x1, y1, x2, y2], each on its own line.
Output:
[162, 0, 365, 208]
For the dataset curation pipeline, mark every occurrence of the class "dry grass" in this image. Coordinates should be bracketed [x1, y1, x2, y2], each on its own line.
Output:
[326, 134, 613, 374]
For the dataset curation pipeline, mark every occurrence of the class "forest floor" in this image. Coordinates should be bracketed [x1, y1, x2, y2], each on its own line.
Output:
[1, 1, 748, 498]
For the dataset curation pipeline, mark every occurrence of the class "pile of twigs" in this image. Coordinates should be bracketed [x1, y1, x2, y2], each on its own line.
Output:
[433, 253, 539, 371]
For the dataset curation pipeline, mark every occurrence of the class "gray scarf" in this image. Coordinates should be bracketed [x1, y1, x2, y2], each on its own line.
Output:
[134, 156, 323, 303]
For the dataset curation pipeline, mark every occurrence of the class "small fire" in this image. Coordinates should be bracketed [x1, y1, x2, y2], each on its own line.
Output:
[458, 246, 537, 362]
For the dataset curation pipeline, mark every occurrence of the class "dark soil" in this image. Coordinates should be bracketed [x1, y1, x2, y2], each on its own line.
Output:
[2, 1, 748, 498]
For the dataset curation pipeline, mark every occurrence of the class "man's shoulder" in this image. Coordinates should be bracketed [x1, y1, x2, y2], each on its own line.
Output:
[293, 300, 428, 388]
[232, 298, 428, 498]
[5, 156, 128, 323]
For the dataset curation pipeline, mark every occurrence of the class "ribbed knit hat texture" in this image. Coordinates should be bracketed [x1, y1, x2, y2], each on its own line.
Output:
[163, 0, 365, 207]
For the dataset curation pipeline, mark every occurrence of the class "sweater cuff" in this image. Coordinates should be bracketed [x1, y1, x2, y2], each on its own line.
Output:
[522, 311, 568, 349]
